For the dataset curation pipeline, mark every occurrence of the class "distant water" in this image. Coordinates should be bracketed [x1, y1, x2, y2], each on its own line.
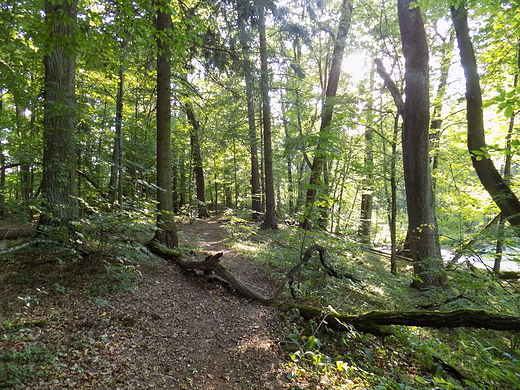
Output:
[441, 249, 520, 272]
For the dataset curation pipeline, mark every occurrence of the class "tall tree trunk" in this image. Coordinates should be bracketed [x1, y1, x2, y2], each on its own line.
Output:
[109, 64, 124, 206]
[430, 30, 455, 186]
[398, 0, 444, 288]
[153, 4, 178, 247]
[259, 5, 277, 229]
[390, 115, 399, 274]
[40, 0, 78, 228]
[237, 8, 262, 220]
[451, 4, 520, 229]
[495, 42, 519, 273]
[0, 152, 5, 220]
[280, 89, 295, 216]
[185, 102, 209, 219]
[300, 0, 353, 230]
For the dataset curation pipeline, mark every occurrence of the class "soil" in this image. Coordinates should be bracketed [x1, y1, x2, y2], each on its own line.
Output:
[0, 218, 289, 389]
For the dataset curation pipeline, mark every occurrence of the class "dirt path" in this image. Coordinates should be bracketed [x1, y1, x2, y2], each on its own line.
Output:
[4, 219, 288, 389]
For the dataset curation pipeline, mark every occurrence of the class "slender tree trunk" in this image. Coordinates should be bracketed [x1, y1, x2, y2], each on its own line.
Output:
[0, 152, 5, 220]
[109, 65, 124, 205]
[280, 90, 294, 216]
[431, 31, 455, 189]
[398, 0, 444, 288]
[494, 41, 520, 273]
[153, 4, 178, 247]
[358, 160, 374, 238]
[451, 4, 520, 229]
[390, 115, 399, 274]
[185, 102, 209, 219]
[300, 0, 353, 230]
[259, 5, 277, 229]
[40, 0, 78, 228]
[237, 9, 262, 220]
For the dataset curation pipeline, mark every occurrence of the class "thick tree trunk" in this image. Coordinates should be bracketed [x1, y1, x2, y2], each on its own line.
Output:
[40, 0, 78, 227]
[301, 0, 353, 230]
[398, 0, 444, 288]
[153, 5, 178, 247]
[451, 4, 520, 228]
[185, 102, 209, 219]
[258, 6, 277, 229]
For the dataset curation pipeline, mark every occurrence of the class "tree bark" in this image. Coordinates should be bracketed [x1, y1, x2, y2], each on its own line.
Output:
[237, 7, 262, 221]
[109, 65, 124, 205]
[153, 4, 178, 247]
[398, 0, 444, 288]
[258, 5, 277, 229]
[300, 0, 353, 230]
[451, 4, 520, 228]
[40, 0, 78, 228]
[185, 102, 209, 219]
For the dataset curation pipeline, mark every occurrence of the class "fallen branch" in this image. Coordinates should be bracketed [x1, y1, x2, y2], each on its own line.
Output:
[148, 242, 348, 305]
[149, 241, 520, 336]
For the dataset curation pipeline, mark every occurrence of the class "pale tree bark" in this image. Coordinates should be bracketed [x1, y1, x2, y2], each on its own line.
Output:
[259, 4, 277, 229]
[398, 0, 444, 288]
[153, 4, 178, 247]
[300, 0, 353, 230]
[430, 30, 455, 186]
[40, 0, 79, 228]
[451, 5, 520, 229]
[185, 101, 209, 219]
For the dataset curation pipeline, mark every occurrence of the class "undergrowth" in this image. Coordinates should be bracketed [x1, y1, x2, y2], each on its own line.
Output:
[223, 219, 520, 389]
[0, 206, 160, 388]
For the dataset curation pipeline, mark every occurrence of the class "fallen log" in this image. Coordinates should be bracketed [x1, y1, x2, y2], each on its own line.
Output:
[148, 241, 350, 305]
[149, 241, 520, 336]
[291, 306, 520, 336]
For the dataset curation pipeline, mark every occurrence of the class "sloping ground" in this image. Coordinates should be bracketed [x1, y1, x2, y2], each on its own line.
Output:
[0, 219, 288, 389]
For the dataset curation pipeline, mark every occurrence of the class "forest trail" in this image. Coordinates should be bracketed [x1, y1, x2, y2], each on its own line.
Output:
[2, 218, 288, 389]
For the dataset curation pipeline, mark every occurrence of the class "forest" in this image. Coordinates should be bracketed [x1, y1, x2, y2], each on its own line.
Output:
[1, 0, 520, 388]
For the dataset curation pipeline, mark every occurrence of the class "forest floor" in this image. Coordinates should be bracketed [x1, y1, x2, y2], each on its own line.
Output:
[0, 218, 290, 389]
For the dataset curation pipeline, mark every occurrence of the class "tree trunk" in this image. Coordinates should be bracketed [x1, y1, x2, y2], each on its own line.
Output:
[300, 0, 353, 230]
[430, 30, 455, 189]
[451, 4, 520, 228]
[494, 41, 520, 272]
[153, 5, 178, 247]
[40, 0, 78, 228]
[109, 65, 124, 206]
[259, 6, 277, 229]
[185, 102, 209, 219]
[237, 8, 262, 221]
[0, 152, 5, 220]
[398, 0, 444, 288]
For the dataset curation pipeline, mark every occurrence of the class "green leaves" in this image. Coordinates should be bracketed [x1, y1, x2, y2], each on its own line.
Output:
[485, 87, 520, 119]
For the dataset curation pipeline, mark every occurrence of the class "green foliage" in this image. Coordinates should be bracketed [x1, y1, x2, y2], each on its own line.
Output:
[223, 221, 520, 389]
[0, 343, 56, 388]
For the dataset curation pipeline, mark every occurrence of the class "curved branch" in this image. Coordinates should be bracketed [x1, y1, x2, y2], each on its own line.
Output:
[148, 242, 347, 305]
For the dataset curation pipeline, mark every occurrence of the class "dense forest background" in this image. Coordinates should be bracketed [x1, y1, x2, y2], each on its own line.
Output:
[2, 0, 520, 388]
[3, 0, 520, 267]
